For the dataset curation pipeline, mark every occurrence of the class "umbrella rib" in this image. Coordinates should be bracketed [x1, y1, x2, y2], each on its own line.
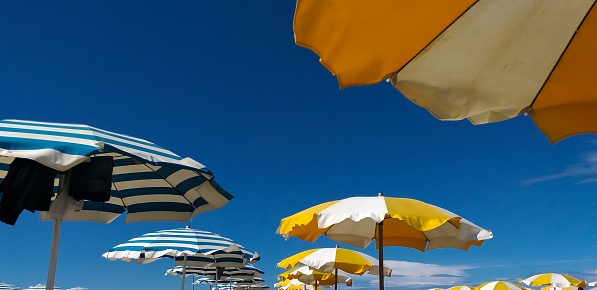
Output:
[143, 163, 194, 206]
[529, 2, 596, 108]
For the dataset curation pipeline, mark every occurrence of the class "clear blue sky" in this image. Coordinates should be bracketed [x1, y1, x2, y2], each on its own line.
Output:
[1, 1, 596, 290]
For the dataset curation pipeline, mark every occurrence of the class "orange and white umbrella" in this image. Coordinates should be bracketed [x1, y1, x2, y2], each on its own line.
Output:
[293, 0, 597, 142]
[278, 266, 352, 287]
[277, 193, 492, 290]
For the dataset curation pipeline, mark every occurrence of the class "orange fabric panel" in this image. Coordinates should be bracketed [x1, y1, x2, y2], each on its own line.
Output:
[532, 5, 597, 142]
[294, 0, 477, 88]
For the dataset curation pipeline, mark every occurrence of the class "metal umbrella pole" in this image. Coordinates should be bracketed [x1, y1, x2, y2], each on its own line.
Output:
[46, 171, 70, 290]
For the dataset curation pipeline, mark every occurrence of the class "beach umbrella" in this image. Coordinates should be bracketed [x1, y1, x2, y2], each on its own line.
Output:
[447, 286, 474, 290]
[0, 119, 233, 290]
[521, 273, 587, 288]
[278, 246, 389, 290]
[103, 226, 259, 290]
[278, 246, 392, 276]
[292, 0, 597, 143]
[275, 279, 323, 290]
[166, 264, 265, 278]
[277, 193, 492, 290]
[476, 281, 528, 290]
[278, 266, 352, 288]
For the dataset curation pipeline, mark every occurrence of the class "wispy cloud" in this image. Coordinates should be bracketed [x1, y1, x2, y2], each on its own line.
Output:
[349, 260, 475, 290]
[524, 151, 597, 185]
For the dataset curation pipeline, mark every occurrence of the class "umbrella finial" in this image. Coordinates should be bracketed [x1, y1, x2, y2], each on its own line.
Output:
[335, 245, 339, 248]
[378, 192, 383, 196]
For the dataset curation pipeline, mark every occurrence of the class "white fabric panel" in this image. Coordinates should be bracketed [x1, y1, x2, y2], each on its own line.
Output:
[392, 0, 594, 124]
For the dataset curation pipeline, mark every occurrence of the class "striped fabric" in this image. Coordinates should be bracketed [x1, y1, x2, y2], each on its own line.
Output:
[294, 0, 597, 143]
[166, 264, 264, 278]
[103, 227, 259, 268]
[0, 282, 20, 290]
[0, 119, 233, 223]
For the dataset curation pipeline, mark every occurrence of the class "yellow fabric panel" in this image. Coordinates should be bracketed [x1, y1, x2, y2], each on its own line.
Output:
[277, 249, 318, 269]
[375, 218, 430, 251]
[293, 0, 477, 88]
[532, 6, 597, 142]
[277, 200, 338, 239]
[384, 197, 455, 231]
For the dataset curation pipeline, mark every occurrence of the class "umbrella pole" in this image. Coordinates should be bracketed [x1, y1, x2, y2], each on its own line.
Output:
[334, 268, 338, 290]
[46, 171, 69, 290]
[181, 253, 188, 290]
[378, 221, 384, 290]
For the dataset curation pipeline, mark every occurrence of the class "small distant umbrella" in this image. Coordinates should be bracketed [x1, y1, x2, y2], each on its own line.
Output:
[0, 282, 20, 290]
[103, 227, 258, 290]
[166, 264, 264, 278]
[275, 279, 322, 290]
[521, 273, 587, 288]
[0, 119, 233, 290]
[447, 286, 474, 290]
[476, 281, 528, 290]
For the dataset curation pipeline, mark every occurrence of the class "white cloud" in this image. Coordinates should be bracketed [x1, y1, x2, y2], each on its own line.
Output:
[349, 260, 475, 290]
[524, 151, 597, 185]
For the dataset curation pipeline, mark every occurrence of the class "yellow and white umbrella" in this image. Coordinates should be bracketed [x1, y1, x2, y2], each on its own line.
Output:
[292, 0, 597, 142]
[448, 286, 474, 290]
[277, 193, 492, 290]
[278, 266, 352, 287]
[476, 281, 528, 290]
[278, 247, 392, 277]
[521, 273, 587, 288]
[275, 279, 324, 290]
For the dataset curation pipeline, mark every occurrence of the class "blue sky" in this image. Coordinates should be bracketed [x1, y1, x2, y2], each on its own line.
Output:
[1, 1, 596, 290]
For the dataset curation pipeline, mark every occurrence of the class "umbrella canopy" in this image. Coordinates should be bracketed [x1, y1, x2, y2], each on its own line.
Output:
[166, 264, 265, 278]
[103, 227, 258, 265]
[275, 279, 323, 290]
[0, 119, 233, 223]
[292, 0, 597, 142]
[278, 247, 391, 276]
[0, 119, 233, 290]
[476, 281, 528, 290]
[521, 273, 587, 288]
[277, 193, 492, 290]
[104, 227, 258, 290]
[448, 286, 474, 290]
[278, 266, 352, 286]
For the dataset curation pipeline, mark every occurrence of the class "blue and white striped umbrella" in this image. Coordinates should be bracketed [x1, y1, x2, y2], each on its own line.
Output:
[103, 227, 259, 266]
[0, 119, 234, 290]
[104, 227, 259, 290]
[166, 263, 265, 278]
[0, 119, 233, 223]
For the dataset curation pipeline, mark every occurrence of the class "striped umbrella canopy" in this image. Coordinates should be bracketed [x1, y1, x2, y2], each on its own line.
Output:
[476, 281, 528, 290]
[521, 273, 587, 288]
[104, 227, 259, 290]
[0, 282, 20, 290]
[278, 247, 392, 277]
[0, 119, 233, 223]
[275, 279, 324, 290]
[166, 263, 265, 278]
[0, 119, 233, 290]
[278, 266, 352, 287]
[447, 286, 474, 290]
[292, 0, 597, 143]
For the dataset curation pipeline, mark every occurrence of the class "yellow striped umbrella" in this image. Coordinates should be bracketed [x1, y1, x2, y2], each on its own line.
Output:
[475, 281, 528, 290]
[277, 193, 492, 290]
[292, 0, 597, 143]
[278, 247, 392, 277]
[448, 286, 474, 290]
[278, 266, 352, 287]
[521, 273, 587, 288]
[275, 279, 324, 290]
